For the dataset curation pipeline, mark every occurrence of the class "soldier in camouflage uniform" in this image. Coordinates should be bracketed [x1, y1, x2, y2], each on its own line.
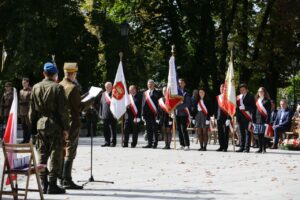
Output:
[29, 62, 70, 194]
[0, 82, 13, 139]
[59, 62, 94, 189]
[19, 77, 32, 143]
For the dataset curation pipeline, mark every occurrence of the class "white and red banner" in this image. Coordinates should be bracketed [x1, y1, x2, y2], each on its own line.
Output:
[129, 94, 138, 117]
[223, 59, 236, 117]
[3, 88, 18, 184]
[144, 91, 158, 116]
[237, 94, 252, 122]
[165, 55, 183, 113]
[110, 61, 129, 120]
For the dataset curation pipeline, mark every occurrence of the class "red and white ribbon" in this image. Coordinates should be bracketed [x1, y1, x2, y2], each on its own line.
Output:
[256, 98, 268, 120]
[197, 99, 208, 116]
[217, 95, 228, 115]
[237, 94, 252, 122]
[144, 90, 157, 116]
[129, 94, 138, 117]
[105, 92, 111, 105]
[158, 98, 169, 113]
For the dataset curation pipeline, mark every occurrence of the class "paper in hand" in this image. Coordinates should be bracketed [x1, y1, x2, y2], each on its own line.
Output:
[81, 86, 102, 102]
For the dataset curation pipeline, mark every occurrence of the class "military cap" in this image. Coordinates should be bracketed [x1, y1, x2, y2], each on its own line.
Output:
[63, 62, 78, 72]
[5, 82, 13, 87]
[43, 62, 58, 74]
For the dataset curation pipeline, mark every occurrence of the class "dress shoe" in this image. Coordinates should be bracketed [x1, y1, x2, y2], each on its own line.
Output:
[123, 144, 128, 148]
[143, 145, 152, 148]
[101, 143, 110, 147]
[110, 144, 116, 147]
[243, 149, 250, 153]
[198, 148, 204, 151]
[152, 145, 157, 149]
[216, 148, 223, 152]
[223, 149, 227, 152]
[236, 148, 244, 152]
[270, 145, 278, 149]
[255, 149, 262, 153]
[162, 146, 170, 149]
[131, 145, 136, 148]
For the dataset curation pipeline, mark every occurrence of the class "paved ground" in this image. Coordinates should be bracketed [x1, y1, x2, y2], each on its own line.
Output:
[0, 135, 299, 200]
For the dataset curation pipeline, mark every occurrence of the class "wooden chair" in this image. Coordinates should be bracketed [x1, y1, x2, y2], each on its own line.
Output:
[0, 142, 46, 200]
[284, 117, 300, 141]
[208, 117, 218, 144]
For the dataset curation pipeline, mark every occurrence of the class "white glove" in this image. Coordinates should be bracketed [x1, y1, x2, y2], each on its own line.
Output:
[168, 121, 173, 126]
[141, 116, 145, 122]
[156, 120, 160, 124]
[134, 117, 141, 123]
[225, 119, 230, 127]
[239, 105, 245, 110]
[170, 113, 175, 119]
[205, 120, 210, 125]
[192, 119, 195, 125]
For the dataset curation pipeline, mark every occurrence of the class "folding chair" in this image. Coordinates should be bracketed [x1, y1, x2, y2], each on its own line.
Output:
[0, 142, 46, 200]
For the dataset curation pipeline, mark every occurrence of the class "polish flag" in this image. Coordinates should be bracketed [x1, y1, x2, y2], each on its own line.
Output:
[110, 61, 129, 120]
[165, 55, 183, 113]
[3, 88, 18, 184]
[223, 59, 236, 117]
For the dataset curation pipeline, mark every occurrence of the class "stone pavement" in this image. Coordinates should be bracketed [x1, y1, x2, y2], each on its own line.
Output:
[0, 135, 299, 200]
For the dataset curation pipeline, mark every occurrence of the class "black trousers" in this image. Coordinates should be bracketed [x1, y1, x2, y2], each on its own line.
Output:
[145, 116, 158, 146]
[124, 119, 139, 147]
[176, 116, 190, 147]
[103, 118, 117, 145]
[257, 133, 266, 150]
[238, 117, 251, 150]
[217, 120, 229, 150]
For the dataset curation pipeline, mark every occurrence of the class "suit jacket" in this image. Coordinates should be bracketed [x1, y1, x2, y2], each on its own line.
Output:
[274, 108, 293, 130]
[252, 98, 271, 124]
[215, 95, 230, 122]
[125, 92, 142, 121]
[142, 89, 162, 119]
[99, 91, 114, 120]
[236, 92, 255, 122]
[176, 89, 192, 117]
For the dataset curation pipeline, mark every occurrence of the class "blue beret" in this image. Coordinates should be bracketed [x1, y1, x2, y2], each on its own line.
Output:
[43, 62, 58, 74]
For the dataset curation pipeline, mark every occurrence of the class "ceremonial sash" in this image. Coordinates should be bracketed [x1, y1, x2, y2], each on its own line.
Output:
[144, 91, 157, 116]
[264, 124, 274, 138]
[129, 94, 138, 117]
[104, 92, 111, 106]
[158, 98, 169, 113]
[216, 95, 228, 115]
[256, 98, 268, 120]
[183, 107, 191, 126]
[197, 99, 208, 116]
[237, 94, 252, 122]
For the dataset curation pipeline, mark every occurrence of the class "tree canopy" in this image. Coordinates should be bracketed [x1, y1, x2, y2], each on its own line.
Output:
[0, 0, 299, 105]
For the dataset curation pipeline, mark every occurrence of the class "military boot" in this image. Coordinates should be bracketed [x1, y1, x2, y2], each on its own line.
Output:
[62, 160, 83, 190]
[47, 177, 66, 194]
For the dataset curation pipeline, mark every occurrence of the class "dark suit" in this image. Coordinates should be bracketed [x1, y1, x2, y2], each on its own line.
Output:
[99, 92, 117, 145]
[142, 89, 162, 147]
[236, 93, 255, 151]
[216, 95, 230, 150]
[176, 89, 192, 147]
[124, 93, 142, 147]
[273, 108, 293, 145]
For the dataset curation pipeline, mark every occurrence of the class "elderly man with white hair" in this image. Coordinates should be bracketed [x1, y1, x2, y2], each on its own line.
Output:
[99, 82, 117, 147]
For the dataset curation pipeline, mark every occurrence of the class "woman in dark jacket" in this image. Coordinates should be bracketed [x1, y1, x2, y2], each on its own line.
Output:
[252, 87, 271, 153]
[194, 88, 212, 151]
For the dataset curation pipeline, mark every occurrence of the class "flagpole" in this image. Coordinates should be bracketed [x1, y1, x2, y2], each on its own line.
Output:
[229, 45, 236, 152]
[171, 45, 177, 149]
[119, 52, 125, 146]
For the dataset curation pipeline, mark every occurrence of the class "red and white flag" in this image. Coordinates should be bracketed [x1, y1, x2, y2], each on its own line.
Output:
[110, 61, 129, 120]
[223, 59, 236, 117]
[165, 55, 183, 113]
[3, 88, 18, 184]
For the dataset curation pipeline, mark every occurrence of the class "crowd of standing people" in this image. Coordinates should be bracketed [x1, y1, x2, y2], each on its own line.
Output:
[0, 62, 297, 195]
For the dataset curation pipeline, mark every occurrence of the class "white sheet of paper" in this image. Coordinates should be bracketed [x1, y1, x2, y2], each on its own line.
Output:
[81, 86, 102, 102]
